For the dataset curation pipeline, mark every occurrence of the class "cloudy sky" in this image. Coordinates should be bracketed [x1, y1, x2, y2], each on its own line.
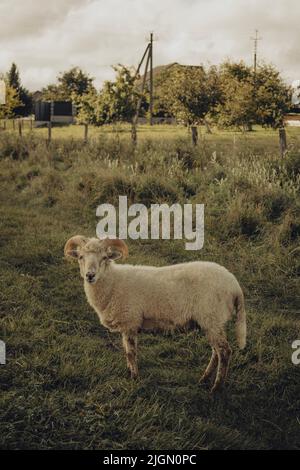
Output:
[0, 0, 299, 91]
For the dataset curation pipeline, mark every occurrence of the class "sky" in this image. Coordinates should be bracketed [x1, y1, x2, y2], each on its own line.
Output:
[0, 0, 299, 91]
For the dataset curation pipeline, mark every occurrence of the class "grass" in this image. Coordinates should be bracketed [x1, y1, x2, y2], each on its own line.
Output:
[0, 125, 300, 450]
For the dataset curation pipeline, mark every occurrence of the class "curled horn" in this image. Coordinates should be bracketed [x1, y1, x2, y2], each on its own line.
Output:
[102, 238, 128, 259]
[64, 235, 88, 259]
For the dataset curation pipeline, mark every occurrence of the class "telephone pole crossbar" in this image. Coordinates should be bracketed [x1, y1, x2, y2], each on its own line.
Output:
[250, 29, 262, 73]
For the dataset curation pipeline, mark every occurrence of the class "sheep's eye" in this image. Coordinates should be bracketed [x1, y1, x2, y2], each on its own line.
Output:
[79, 255, 83, 260]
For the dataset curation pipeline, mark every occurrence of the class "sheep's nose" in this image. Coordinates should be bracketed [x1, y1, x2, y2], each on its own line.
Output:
[86, 272, 96, 282]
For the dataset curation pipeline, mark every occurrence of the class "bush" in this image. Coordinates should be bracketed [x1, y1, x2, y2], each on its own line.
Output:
[0, 134, 29, 160]
[262, 191, 292, 221]
[92, 174, 135, 207]
[278, 212, 300, 245]
[224, 196, 264, 238]
[285, 151, 300, 179]
[136, 177, 180, 205]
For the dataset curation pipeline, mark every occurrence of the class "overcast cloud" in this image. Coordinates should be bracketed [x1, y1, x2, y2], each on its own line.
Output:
[0, 0, 299, 90]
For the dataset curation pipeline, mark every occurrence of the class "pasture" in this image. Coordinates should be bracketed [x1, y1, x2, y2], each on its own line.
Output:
[0, 124, 299, 449]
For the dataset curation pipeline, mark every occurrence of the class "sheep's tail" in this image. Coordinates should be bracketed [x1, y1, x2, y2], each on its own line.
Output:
[235, 291, 247, 349]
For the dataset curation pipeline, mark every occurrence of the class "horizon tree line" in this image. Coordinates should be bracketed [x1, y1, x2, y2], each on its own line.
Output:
[0, 60, 295, 131]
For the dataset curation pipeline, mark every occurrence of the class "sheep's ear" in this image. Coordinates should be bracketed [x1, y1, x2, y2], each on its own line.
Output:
[106, 246, 123, 261]
[103, 238, 128, 261]
[64, 236, 88, 259]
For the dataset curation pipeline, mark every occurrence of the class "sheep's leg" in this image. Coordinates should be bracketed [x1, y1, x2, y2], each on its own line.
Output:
[122, 333, 138, 379]
[199, 348, 218, 383]
[211, 340, 232, 393]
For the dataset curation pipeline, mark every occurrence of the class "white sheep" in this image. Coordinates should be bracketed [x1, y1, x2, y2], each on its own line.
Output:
[64, 236, 246, 392]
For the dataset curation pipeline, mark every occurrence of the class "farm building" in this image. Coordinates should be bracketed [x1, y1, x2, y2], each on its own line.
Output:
[34, 101, 75, 125]
[0, 79, 5, 105]
[284, 113, 300, 127]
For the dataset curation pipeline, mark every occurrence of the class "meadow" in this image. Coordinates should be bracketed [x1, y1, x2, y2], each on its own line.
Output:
[0, 123, 299, 450]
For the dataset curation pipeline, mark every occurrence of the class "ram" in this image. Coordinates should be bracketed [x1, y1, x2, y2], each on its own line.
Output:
[64, 236, 246, 392]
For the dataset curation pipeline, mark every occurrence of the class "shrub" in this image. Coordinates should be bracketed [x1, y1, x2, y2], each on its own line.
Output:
[278, 212, 300, 245]
[285, 151, 300, 179]
[136, 177, 180, 205]
[224, 196, 264, 238]
[0, 134, 29, 160]
[174, 140, 200, 170]
[92, 174, 135, 207]
[262, 191, 292, 221]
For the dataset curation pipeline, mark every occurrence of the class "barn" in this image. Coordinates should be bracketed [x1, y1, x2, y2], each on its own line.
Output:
[34, 101, 75, 124]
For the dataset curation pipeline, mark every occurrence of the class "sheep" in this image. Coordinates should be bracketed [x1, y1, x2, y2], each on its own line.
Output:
[64, 236, 246, 392]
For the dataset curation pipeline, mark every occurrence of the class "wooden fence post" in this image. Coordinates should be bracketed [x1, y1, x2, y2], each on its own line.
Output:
[12, 119, 15, 130]
[84, 123, 88, 144]
[191, 126, 198, 145]
[18, 120, 22, 137]
[279, 127, 287, 157]
[47, 121, 52, 144]
[131, 124, 137, 146]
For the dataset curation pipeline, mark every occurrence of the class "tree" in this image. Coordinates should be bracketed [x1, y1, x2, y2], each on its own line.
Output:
[41, 67, 95, 103]
[94, 65, 139, 125]
[217, 79, 256, 130]
[7, 63, 32, 116]
[40, 67, 96, 121]
[7, 63, 21, 90]
[40, 84, 66, 101]
[254, 64, 291, 128]
[216, 61, 256, 130]
[58, 67, 95, 98]
[74, 88, 98, 125]
[0, 81, 22, 119]
[216, 61, 291, 130]
[157, 64, 219, 126]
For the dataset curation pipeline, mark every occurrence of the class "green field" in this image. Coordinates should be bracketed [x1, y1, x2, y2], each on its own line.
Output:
[0, 125, 299, 449]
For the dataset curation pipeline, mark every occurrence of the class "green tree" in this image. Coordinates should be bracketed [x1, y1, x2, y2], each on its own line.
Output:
[41, 67, 95, 104]
[40, 84, 66, 101]
[58, 67, 95, 98]
[254, 64, 291, 128]
[7, 63, 21, 90]
[94, 65, 139, 125]
[7, 63, 32, 116]
[216, 61, 291, 130]
[157, 64, 219, 126]
[0, 81, 22, 119]
[216, 61, 255, 130]
[74, 88, 98, 125]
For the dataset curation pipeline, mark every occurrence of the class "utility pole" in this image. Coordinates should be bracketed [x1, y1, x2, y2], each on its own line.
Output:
[132, 33, 155, 142]
[132, 48, 151, 144]
[134, 43, 150, 79]
[250, 29, 262, 73]
[149, 32, 154, 125]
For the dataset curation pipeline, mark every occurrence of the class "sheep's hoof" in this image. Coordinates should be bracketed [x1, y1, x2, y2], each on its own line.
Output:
[199, 374, 211, 384]
[130, 371, 139, 380]
[210, 383, 223, 395]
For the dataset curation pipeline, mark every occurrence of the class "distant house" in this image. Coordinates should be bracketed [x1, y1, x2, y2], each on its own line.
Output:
[34, 100, 75, 124]
[284, 113, 300, 127]
[283, 80, 300, 126]
[292, 80, 300, 106]
[0, 79, 5, 105]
